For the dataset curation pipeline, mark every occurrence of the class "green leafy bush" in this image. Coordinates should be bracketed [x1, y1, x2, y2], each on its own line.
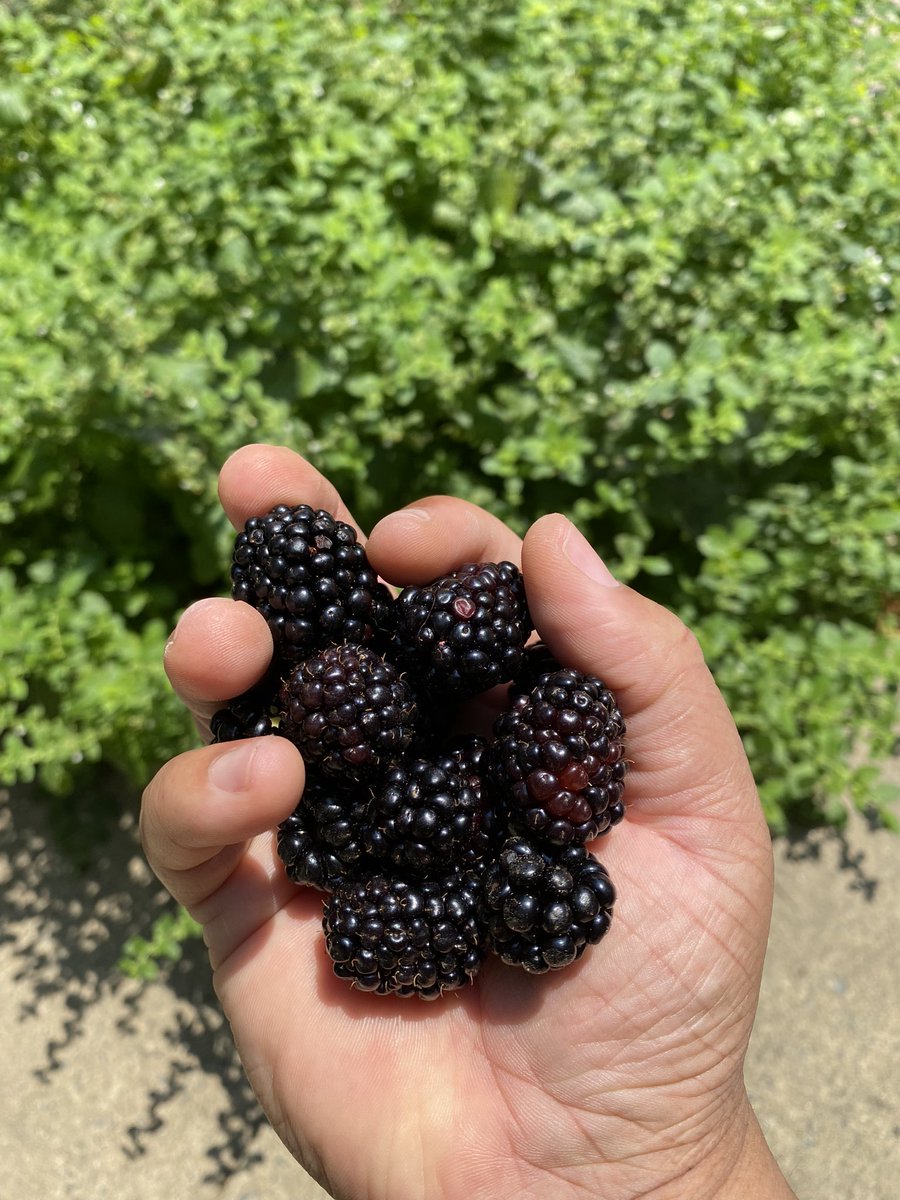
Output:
[2, 0, 898, 839]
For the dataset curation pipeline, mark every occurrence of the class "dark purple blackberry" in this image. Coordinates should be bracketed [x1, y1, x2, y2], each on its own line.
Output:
[231, 504, 394, 661]
[395, 561, 532, 699]
[482, 837, 616, 973]
[370, 753, 484, 874]
[278, 644, 418, 782]
[323, 868, 486, 999]
[277, 776, 378, 892]
[490, 667, 627, 846]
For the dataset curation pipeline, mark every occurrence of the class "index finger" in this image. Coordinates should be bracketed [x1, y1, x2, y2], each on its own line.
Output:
[366, 495, 523, 586]
[218, 443, 362, 536]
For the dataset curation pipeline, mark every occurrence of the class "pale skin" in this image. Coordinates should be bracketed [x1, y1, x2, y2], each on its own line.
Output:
[141, 443, 797, 1200]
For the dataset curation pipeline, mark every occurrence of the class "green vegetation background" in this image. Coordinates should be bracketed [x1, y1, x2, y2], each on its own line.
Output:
[2, 0, 899, 866]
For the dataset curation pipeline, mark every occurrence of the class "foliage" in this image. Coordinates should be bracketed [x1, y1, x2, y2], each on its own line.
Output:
[1, 0, 898, 839]
[119, 905, 203, 981]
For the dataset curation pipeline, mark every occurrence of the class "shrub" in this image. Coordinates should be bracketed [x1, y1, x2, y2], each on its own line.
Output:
[1, 0, 898, 840]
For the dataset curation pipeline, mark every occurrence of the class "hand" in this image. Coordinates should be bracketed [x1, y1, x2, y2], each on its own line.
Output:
[141, 443, 795, 1200]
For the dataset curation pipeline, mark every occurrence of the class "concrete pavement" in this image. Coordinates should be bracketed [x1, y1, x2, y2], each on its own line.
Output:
[2, 782, 898, 1199]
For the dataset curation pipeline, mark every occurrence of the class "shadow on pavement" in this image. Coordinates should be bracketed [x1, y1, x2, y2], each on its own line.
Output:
[0, 782, 267, 1186]
[781, 815, 885, 901]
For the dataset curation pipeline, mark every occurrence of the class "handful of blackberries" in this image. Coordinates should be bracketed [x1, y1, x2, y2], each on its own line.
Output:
[213, 503, 627, 999]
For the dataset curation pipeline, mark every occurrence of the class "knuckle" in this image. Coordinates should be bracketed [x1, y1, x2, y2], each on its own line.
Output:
[658, 610, 707, 683]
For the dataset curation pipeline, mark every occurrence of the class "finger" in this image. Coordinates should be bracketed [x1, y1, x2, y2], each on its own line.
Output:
[164, 598, 274, 732]
[140, 734, 304, 910]
[366, 496, 523, 586]
[522, 514, 760, 828]
[218, 443, 361, 535]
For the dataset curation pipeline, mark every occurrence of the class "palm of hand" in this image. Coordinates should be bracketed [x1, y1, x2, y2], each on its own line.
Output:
[211, 703, 770, 1200]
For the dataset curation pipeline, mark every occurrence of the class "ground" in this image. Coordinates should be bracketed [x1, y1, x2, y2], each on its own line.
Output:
[2, 777, 898, 1200]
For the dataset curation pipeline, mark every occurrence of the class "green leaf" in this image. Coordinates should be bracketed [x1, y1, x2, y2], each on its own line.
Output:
[0, 88, 30, 127]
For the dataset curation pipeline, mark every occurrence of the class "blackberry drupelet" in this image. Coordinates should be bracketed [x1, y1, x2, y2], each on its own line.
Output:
[278, 643, 418, 782]
[482, 837, 616, 973]
[490, 667, 627, 845]
[395, 561, 532, 699]
[323, 868, 486, 998]
[371, 753, 484, 875]
[277, 775, 378, 892]
[231, 504, 394, 660]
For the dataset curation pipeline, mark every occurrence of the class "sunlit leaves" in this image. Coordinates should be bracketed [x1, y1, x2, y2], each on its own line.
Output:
[0, 0, 898, 831]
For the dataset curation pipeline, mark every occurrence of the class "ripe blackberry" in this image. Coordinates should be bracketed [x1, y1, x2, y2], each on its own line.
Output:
[441, 734, 504, 864]
[483, 837, 616, 973]
[511, 641, 562, 695]
[371, 753, 484, 875]
[210, 703, 272, 744]
[278, 644, 418, 782]
[490, 667, 627, 845]
[395, 561, 532, 699]
[277, 776, 377, 892]
[210, 683, 276, 743]
[442, 732, 489, 777]
[323, 868, 486, 999]
[231, 504, 394, 660]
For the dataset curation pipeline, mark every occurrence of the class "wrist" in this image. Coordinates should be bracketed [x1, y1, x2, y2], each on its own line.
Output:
[646, 1093, 796, 1200]
[707, 1101, 796, 1200]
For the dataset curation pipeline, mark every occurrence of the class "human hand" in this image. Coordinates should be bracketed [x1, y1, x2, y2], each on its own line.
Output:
[141, 443, 795, 1200]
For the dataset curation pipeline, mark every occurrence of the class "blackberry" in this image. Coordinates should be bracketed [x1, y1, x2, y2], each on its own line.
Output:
[511, 641, 562, 695]
[210, 702, 272, 744]
[231, 504, 394, 660]
[278, 644, 418, 782]
[395, 561, 532, 699]
[277, 776, 378, 892]
[442, 732, 489, 777]
[210, 683, 276, 743]
[490, 667, 627, 845]
[483, 837, 616, 973]
[441, 734, 504, 864]
[323, 868, 486, 999]
[371, 753, 484, 875]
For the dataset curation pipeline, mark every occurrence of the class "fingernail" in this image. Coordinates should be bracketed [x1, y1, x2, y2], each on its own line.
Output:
[562, 520, 620, 588]
[209, 742, 257, 793]
[163, 626, 178, 658]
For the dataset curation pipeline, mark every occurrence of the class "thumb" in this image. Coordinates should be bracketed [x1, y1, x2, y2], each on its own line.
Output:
[521, 514, 759, 828]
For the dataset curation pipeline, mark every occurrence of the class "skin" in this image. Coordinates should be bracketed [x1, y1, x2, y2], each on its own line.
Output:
[141, 443, 797, 1200]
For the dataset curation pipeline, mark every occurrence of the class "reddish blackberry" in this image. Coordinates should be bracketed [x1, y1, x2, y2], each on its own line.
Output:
[278, 644, 418, 782]
[370, 753, 484, 875]
[277, 776, 378, 892]
[482, 837, 616, 973]
[395, 561, 532, 699]
[323, 868, 486, 999]
[231, 504, 394, 660]
[490, 667, 627, 845]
